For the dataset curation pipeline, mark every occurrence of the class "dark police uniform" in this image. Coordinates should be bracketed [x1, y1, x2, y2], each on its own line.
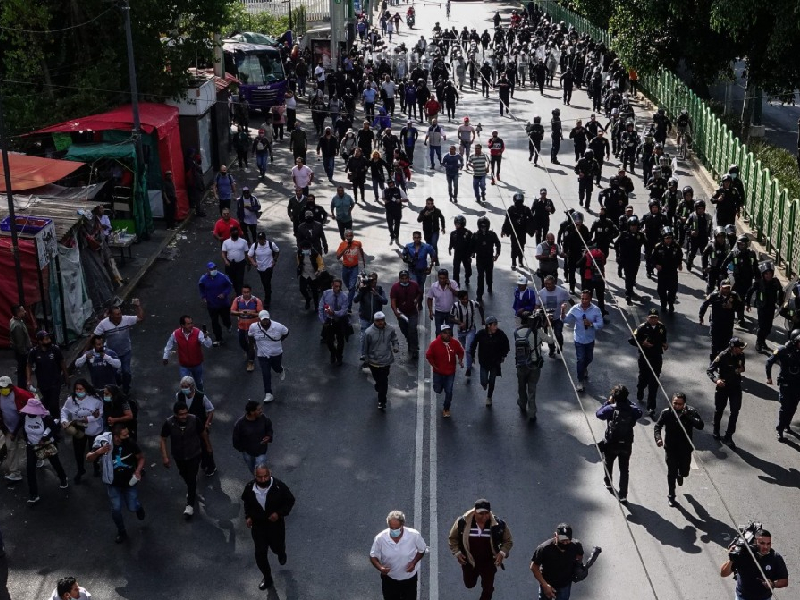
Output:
[653, 404, 704, 498]
[700, 289, 743, 360]
[707, 345, 746, 444]
[766, 340, 800, 440]
[652, 239, 683, 312]
[746, 276, 783, 351]
[631, 317, 668, 412]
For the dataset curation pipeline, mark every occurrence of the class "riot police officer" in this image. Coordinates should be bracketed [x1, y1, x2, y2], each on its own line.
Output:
[616, 216, 645, 305]
[550, 108, 563, 165]
[631, 308, 668, 417]
[471, 216, 501, 300]
[707, 337, 746, 449]
[711, 174, 738, 227]
[685, 199, 712, 271]
[502, 192, 534, 271]
[641, 200, 670, 278]
[766, 329, 800, 441]
[449, 215, 473, 286]
[599, 177, 628, 225]
[620, 120, 640, 174]
[590, 206, 619, 257]
[661, 177, 680, 221]
[723, 234, 757, 324]
[645, 167, 668, 201]
[746, 261, 783, 352]
[652, 226, 683, 313]
[640, 133, 655, 182]
[700, 281, 744, 361]
[558, 211, 590, 295]
[527, 116, 545, 165]
[575, 150, 599, 209]
[675, 186, 695, 247]
[530, 188, 555, 245]
[702, 226, 731, 294]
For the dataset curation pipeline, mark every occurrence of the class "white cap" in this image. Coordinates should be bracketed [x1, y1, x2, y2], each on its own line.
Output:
[440, 324, 452, 332]
[0, 376, 11, 388]
[258, 310, 270, 320]
[374, 311, 386, 320]
[517, 275, 528, 285]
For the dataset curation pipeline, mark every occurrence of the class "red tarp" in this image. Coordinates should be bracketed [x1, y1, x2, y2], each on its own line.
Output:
[0, 154, 83, 192]
[0, 237, 42, 347]
[32, 103, 189, 219]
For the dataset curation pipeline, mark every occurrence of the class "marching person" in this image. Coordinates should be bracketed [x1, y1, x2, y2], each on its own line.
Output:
[86, 424, 146, 543]
[162, 315, 213, 391]
[92, 301, 143, 395]
[530, 524, 584, 600]
[0, 376, 34, 483]
[230, 283, 263, 372]
[26, 330, 69, 418]
[198, 261, 233, 346]
[370, 510, 427, 600]
[427, 268, 459, 332]
[596, 384, 642, 504]
[426, 324, 465, 418]
[746, 261, 783, 352]
[176, 376, 216, 477]
[707, 337, 747, 449]
[319, 279, 350, 365]
[766, 329, 800, 442]
[390, 270, 422, 360]
[469, 317, 510, 407]
[74, 334, 121, 390]
[159, 400, 203, 519]
[563, 290, 604, 393]
[699, 281, 744, 361]
[364, 311, 399, 410]
[631, 309, 668, 418]
[450, 290, 485, 378]
[514, 311, 549, 422]
[653, 392, 704, 507]
[248, 311, 289, 404]
[20, 397, 69, 505]
[448, 498, 513, 600]
[60, 379, 103, 483]
[242, 465, 296, 590]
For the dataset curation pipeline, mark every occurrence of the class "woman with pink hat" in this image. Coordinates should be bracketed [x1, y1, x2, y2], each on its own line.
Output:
[18, 397, 68, 506]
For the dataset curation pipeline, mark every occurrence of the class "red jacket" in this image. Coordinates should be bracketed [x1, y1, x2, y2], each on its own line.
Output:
[425, 335, 464, 376]
[174, 327, 204, 368]
[0, 386, 34, 432]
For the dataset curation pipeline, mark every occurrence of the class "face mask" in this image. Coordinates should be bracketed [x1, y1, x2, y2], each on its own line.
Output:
[103, 395, 112, 402]
[209, 270, 218, 277]
[400, 281, 409, 287]
[180, 388, 192, 395]
[75, 391, 87, 399]
[731, 173, 738, 180]
[0, 388, 10, 396]
[389, 527, 403, 538]
[231, 233, 239, 240]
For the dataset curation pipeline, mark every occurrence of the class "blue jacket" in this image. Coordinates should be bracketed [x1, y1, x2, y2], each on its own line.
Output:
[513, 287, 538, 315]
[403, 242, 436, 271]
[563, 302, 604, 344]
[373, 108, 392, 131]
[318, 289, 350, 322]
[198, 272, 233, 309]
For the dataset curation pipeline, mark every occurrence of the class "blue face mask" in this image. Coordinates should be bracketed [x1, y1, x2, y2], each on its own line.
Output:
[389, 527, 403, 538]
[75, 391, 87, 399]
[400, 281, 409, 287]
[103, 395, 112, 403]
[180, 388, 192, 395]
[209, 270, 218, 277]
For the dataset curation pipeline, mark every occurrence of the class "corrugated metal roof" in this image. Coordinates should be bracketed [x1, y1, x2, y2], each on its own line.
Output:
[0, 189, 106, 239]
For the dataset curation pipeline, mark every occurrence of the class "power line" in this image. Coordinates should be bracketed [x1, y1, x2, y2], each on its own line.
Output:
[0, 7, 117, 34]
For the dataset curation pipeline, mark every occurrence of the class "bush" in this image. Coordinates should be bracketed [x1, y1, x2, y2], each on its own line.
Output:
[749, 140, 800, 201]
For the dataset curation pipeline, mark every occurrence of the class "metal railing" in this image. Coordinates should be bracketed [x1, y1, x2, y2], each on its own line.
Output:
[530, 0, 800, 276]
[241, 0, 330, 24]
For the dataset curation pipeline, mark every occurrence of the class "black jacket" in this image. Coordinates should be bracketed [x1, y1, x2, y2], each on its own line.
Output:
[469, 328, 510, 371]
[653, 407, 704, 454]
[241, 476, 296, 526]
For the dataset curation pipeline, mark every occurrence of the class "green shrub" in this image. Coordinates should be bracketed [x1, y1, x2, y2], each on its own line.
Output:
[749, 140, 800, 201]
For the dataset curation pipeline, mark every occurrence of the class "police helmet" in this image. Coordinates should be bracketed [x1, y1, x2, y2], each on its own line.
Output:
[725, 224, 736, 236]
[648, 199, 660, 209]
[611, 108, 619, 115]
[552, 108, 560, 116]
[626, 119, 634, 127]
[721, 174, 732, 183]
[584, 149, 594, 158]
[610, 176, 619, 186]
[477, 216, 490, 229]
[658, 107, 666, 115]
[627, 216, 640, 227]
[728, 164, 739, 174]
[736, 234, 749, 246]
[713, 226, 726, 237]
[659, 155, 670, 166]
[533, 115, 541, 123]
[661, 226, 674, 238]
[513, 192, 525, 204]
[453, 215, 467, 227]
[758, 260, 774, 274]
[695, 199, 706, 209]
[790, 329, 800, 343]
[668, 177, 678, 187]
[682, 185, 694, 196]
[680, 109, 687, 115]
[572, 211, 584, 224]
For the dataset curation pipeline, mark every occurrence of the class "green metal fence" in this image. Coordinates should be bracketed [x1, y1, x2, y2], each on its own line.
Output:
[530, 0, 800, 276]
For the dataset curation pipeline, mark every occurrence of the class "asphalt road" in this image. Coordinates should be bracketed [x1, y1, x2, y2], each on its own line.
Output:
[3, 2, 800, 600]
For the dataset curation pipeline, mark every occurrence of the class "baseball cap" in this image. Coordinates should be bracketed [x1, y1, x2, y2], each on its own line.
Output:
[0, 376, 12, 388]
[517, 275, 528, 285]
[374, 311, 386, 320]
[206, 261, 217, 269]
[486, 316, 498, 325]
[556, 524, 573, 541]
[440, 324, 452, 332]
[474, 498, 491, 513]
[258, 310, 270, 320]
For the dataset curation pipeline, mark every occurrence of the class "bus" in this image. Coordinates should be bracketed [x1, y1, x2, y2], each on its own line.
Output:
[222, 40, 287, 111]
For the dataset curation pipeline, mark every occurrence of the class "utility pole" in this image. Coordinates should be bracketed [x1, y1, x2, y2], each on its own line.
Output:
[0, 85, 27, 307]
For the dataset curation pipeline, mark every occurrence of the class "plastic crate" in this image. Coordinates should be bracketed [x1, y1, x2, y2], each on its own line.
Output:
[0, 216, 53, 235]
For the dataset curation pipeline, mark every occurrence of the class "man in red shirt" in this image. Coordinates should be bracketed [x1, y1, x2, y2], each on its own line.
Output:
[390, 270, 423, 359]
[425, 97, 441, 123]
[488, 130, 505, 182]
[425, 324, 465, 417]
[212, 208, 241, 243]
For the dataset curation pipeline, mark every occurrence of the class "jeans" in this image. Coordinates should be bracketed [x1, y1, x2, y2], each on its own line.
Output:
[107, 484, 142, 533]
[256, 152, 269, 175]
[179, 364, 205, 391]
[574, 341, 594, 381]
[117, 351, 132, 394]
[341, 266, 359, 310]
[412, 269, 427, 289]
[426, 231, 440, 258]
[538, 582, 573, 600]
[397, 313, 419, 353]
[457, 330, 476, 369]
[238, 329, 255, 361]
[434, 311, 450, 333]
[207, 305, 232, 342]
[472, 176, 486, 200]
[446, 172, 459, 199]
[479, 366, 498, 397]
[226, 259, 247, 296]
[257, 354, 284, 394]
[433, 372, 455, 409]
[429, 145, 442, 166]
[323, 156, 335, 180]
[335, 219, 353, 240]
[242, 451, 269, 474]
[175, 455, 201, 506]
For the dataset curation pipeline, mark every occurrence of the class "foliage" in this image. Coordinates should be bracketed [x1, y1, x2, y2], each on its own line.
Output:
[0, 0, 233, 139]
[749, 139, 800, 203]
[224, 2, 307, 38]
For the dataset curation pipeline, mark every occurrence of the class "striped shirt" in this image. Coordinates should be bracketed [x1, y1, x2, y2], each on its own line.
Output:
[450, 299, 482, 333]
[468, 154, 490, 177]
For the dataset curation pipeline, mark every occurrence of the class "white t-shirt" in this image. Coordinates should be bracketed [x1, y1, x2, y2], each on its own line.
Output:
[292, 165, 314, 188]
[222, 237, 249, 262]
[51, 587, 91, 600]
[94, 315, 139, 356]
[370, 527, 427, 580]
[248, 241, 280, 271]
[314, 65, 325, 82]
[382, 81, 396, 98]
[247, 321, 289, 357]
[61, 395, 104, 436]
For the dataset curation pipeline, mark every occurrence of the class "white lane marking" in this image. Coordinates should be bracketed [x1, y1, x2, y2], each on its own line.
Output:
[414, 320, 425, 531]
[428, 338, 439, 600]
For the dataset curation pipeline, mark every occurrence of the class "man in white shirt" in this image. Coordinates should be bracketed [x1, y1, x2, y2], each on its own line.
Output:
[370, 510, 427, 600]
[426, 268, 459, 332]
[381, 74, 397, 117]
[291, 157, 315, 195]
[93, 300, 144, 395]
[247, 232, 281, 309]
[221, 226, 249, 295]
[51, 576, 92, 600]
[248, 311, 289, 403]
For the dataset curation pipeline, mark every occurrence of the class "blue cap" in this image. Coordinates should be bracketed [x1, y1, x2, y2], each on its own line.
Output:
[206, 261, 216, 269]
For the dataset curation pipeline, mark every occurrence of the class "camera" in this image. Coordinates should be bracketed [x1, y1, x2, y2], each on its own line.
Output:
[357, 271, 369, 288]
[729, 521, 762, 562]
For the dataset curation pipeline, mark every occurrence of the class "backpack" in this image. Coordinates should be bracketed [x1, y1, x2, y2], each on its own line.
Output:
[606, 405, 635, 444]
[514, 327, 543, 368]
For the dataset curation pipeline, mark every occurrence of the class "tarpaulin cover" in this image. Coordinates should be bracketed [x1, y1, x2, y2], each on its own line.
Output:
[0, 154, 84, 192]
[32, 103, 189, 220]
[49, 237, 93, 345]
[0, 237, 42, 347]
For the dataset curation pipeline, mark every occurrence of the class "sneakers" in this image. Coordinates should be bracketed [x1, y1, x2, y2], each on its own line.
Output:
[442, 409, 451, 418]
[263, 393, 274, 403]
[576, 382, 585, 393]
[280, 367, 287, 382]
[723, 436, 737, 450]
[668, 495, 676, 507]
[246, 360, 255, 372]
[204, 467, 217, 477]
[115, 531, 128, 544]
[5, 472, 22, 482]
[59, 479, 69, 489]
[183, 505, 194, 519]
[378, 402, 386, 410]
[485, 397, 492, 407]
[618, 496, 628, 505]
[136, 506, 146, 520]
[27, 496, 40, 506]
[647, 409, 656, 419]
